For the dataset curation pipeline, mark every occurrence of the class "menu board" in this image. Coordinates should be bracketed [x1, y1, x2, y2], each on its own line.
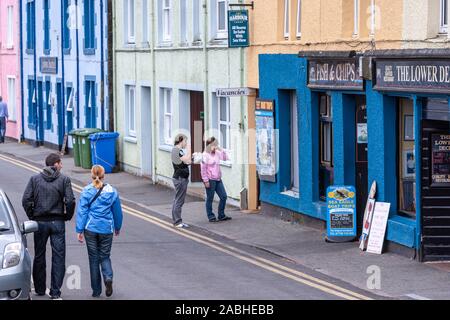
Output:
[367, 202, 391, 255]
[432, 134, 450, 186]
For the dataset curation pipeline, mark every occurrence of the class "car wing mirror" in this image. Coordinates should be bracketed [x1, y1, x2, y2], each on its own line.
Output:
[22, 221, 39, 234]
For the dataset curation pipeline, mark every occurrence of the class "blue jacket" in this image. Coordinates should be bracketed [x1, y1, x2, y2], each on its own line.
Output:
[76, 183, 123, 234]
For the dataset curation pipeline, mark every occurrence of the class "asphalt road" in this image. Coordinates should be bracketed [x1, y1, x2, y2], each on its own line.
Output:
[0, 157, 380, 300]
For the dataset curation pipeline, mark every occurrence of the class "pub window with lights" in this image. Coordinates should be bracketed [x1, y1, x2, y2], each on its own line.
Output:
[319, 94, 334, 201]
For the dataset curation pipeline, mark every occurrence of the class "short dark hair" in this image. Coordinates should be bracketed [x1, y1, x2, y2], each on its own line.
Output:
[45, 153, 61, 167]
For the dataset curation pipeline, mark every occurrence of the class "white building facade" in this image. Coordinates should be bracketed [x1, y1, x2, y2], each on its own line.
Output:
[21, 0, 109, 148]
[113, 0, 251, 204]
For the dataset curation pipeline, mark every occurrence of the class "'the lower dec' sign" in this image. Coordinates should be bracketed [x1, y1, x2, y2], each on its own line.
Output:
[326, 186, 357, 239]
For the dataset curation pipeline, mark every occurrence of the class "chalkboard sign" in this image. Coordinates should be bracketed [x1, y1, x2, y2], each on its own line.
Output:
[431, 134, 450, 186]
[326, 186, 357, 241]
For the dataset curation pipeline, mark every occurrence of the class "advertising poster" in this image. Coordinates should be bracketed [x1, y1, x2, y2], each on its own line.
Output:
[432, 134, 450, 186]
[255, 99, 276, 182]
[326, 186, 357, 239]
[367, 202, 391, 254]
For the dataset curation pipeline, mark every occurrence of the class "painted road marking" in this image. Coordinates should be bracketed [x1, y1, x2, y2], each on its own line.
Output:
[0, 153, 375, 300]
[405, 294, 431, 300]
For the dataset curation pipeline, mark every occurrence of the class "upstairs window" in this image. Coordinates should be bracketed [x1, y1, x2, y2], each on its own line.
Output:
[84, 0, 95, 53]
[142, 0, 149, 44]
[180, 0, 187, 44]
[441, 0, 448, 33]
[125, 0, 135, 44]
[353, 0, 359, 36]
[63, 0, 71, 52]
[284, 0, 290, 39]
[7, 6, 14, 48]
[163, 0, 171, 41]
[26, 1, 36, 52]
[296, 0, 302, 38]
[193, 0, 202, 42]
[44, 0, 50, 54]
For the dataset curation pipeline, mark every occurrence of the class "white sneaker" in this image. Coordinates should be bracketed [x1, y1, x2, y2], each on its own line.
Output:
[175, 223, 189, 228]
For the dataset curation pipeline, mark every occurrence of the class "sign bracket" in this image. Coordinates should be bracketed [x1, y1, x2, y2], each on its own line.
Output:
[228, 1, 254, 10]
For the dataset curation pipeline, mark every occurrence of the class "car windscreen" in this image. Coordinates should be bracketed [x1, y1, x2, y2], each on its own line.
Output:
[0, 196, 12, 232]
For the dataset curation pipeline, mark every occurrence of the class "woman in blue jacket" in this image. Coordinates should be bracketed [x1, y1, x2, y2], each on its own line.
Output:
[76, 165, 123, 298]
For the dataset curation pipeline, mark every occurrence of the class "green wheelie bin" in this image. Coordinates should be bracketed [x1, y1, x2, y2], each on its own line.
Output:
[69, 129, 85, 167]
[78, 128, 103, 169]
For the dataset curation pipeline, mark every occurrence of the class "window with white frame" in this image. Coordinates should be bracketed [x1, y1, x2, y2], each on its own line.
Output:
[160, 88, 172, 145]
[125, 0, 135, 43]
[441, 0, 448, 33]
[125, 86, 136, 138]
[296, 0, 301, 38]
[7, 77, 16, 121]
[142, 0, 149, 43]
[7, 6, 14, 48]
[216, 0, 228, 39]
[370, 0, 375, 36]
[163, 0, 171, 41]
[353, 0, 359, 36]
[218, 96, 230, 150]
[180, 0, 187, 44]
[284, 0, 290, 39]
[193, 0, 202, 42]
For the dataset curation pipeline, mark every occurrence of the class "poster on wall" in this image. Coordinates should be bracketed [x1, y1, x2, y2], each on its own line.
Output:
[255, 99, 277, 182]
[357, 123, 368, 144]
[432, 134, 450, 186]
[403, 149, 416, 179]
[326, 186, 357, 242]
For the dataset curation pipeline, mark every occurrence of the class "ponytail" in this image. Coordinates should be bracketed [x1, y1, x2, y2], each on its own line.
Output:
[91, 165, 105, 189]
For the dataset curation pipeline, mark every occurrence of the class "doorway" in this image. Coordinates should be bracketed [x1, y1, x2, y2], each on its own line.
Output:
[421, 107, 450, 261]
[355, 96, 368, 232]
[190, 91, 204, 182]
[141, 87, 152, 178]
[37, 81, 44, 143]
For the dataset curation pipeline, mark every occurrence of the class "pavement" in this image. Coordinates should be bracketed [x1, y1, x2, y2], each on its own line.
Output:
[1, 139, 450, 300]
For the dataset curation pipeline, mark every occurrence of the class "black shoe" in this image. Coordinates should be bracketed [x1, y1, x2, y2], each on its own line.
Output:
[209, 217, 218, 223]
[105, 279, 113, 297]
[218, 216, 232, 221]
[92, 293, 101, 298]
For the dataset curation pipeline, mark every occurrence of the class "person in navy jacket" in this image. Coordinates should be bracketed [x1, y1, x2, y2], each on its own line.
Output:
[76, 165, 123, 298]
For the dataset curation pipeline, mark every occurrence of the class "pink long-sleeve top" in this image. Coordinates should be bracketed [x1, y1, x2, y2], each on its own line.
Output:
[200, 150, 229, 182]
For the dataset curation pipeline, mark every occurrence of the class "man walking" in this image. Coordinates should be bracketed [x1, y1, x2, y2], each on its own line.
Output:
[0, 96, 9, 143]
[22, 153, 75, 299]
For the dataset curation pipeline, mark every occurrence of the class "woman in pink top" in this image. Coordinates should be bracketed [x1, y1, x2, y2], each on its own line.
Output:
[201, 137, 232, 222]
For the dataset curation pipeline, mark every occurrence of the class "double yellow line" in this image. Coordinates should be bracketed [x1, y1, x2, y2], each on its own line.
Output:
[0, 153, 374, 300]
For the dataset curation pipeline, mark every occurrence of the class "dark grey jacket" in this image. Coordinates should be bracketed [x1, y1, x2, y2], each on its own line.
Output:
[22, 167, 75, 221]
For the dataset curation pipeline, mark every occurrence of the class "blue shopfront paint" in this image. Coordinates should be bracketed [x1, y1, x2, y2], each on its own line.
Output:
[257, 52, 446, 257]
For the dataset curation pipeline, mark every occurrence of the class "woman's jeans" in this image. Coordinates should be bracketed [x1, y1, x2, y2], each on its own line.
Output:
[84, 230, 114, 296]
[205, 180, 228, 220]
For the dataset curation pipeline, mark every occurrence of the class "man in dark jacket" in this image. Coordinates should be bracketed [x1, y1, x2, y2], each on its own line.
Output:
[22, 153, 75, 299]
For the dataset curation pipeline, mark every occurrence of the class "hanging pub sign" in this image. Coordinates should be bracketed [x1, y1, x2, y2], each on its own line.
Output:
[255, 99, 276, 182]
[431, 134, 450, 186]
[308, 59, 364, 90]
[40, 57, 58, 74]
[374, 59, 450, 94]
[228, 10, 249, 48]
[326, 186, 357, 242]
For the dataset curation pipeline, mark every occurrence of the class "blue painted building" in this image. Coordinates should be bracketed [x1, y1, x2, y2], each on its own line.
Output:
[21, 0, 108, 148]
[258, 51, 450, 261]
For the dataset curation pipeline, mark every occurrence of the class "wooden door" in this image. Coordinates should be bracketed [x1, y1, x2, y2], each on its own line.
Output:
[190, 91, 204, 182]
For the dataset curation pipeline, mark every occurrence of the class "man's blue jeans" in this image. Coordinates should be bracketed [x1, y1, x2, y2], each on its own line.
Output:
[33, 220, 66, 297]
[205, 180, 228, 220]
[84, 230, 113, 296]
[0, 117, 6, 142]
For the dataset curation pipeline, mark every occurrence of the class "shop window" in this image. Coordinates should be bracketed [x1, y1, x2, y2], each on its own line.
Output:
[441, 0, 448, 34]
[319, 94, 333, 201]
[398, 99, 416, 217]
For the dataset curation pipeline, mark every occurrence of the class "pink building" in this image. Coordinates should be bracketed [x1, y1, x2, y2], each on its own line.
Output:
[0, 0, 21, 141]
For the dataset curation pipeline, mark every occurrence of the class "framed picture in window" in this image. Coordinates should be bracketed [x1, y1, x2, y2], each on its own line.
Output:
[404, 115, 414, 141]
[403, 149, 415, 178]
